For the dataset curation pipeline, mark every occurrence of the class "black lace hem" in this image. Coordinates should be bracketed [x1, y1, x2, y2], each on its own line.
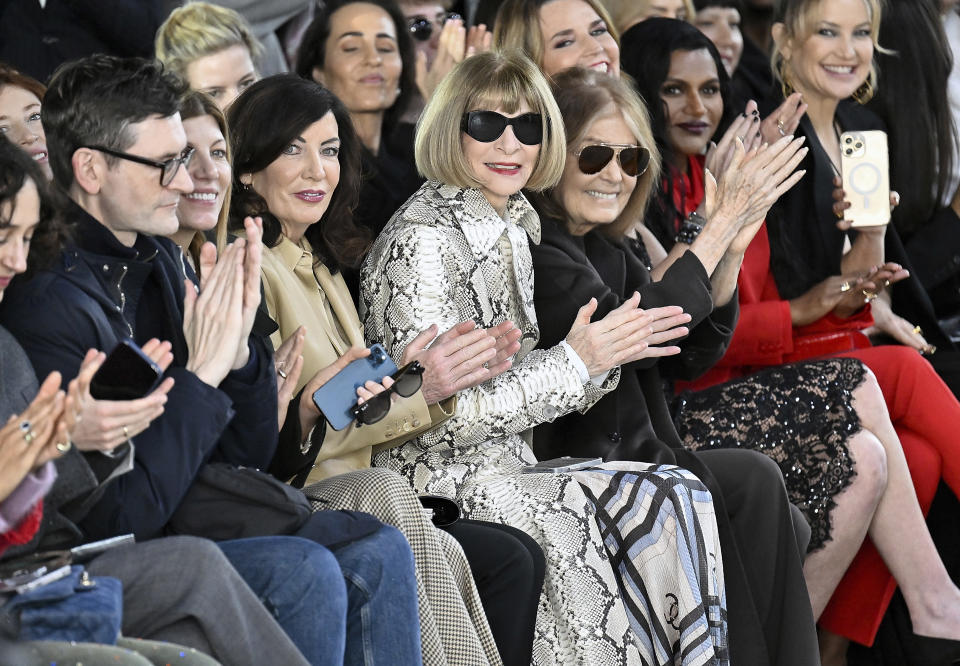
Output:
[673, 357, 867, 552]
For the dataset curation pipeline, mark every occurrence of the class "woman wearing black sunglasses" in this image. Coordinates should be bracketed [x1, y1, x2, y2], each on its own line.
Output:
[228, 73, 550, 666]
[527, 65, 826, 666]
[363, 49, 742, 666]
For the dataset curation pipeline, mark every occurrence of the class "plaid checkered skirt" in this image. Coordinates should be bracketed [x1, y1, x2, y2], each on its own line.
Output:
[304, 468, 501, 666]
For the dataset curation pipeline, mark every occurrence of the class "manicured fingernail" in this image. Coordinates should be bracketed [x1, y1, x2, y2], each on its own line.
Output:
[752, 109, 759, 116]
[753, 116, 759, 123]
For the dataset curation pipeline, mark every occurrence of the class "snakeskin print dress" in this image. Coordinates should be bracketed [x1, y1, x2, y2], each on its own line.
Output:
[362, 182, 729, 666]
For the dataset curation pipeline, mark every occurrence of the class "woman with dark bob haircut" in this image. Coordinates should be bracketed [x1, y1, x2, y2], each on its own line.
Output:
[227, 74, 546, 666]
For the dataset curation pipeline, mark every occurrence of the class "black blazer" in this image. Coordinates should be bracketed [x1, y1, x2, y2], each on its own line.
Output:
[765, 99, 954, 352]
[531, 217, 738, 465]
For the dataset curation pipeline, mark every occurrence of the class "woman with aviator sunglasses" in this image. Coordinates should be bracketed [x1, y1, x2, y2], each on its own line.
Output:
[363, 49, 736, 666]
[528, 67, 823, 666]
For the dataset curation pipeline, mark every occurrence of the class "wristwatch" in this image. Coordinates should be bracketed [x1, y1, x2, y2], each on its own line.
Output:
[675, 211, 706, 245]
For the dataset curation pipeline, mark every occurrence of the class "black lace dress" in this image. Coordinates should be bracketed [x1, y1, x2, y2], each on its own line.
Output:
[672, 357, 867, 552]
[641, 201, 869, 553]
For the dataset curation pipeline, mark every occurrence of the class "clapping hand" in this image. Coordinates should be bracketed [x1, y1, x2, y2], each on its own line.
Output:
[565, 293, 690, 377]
[414, 19, 491, 101]
[0, 372, 67, 501]
[759, 93, 807, 147]
[274, 326, 306, 431]
[401, 320, 507, 404]
[184, 216, 262, 387]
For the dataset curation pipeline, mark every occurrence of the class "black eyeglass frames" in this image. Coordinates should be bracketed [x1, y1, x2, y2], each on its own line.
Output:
[84, 145, 196, 187]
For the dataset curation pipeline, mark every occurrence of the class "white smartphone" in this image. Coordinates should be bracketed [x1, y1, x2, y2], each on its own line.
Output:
[840, 130, 890, 228]
[521, 457, 603, 474]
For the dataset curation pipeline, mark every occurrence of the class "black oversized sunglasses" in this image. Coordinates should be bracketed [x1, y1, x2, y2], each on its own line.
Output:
[84, 145, 196, 187]
[351, 361, 425, 426]
[461, 111, 544, 145]
[408, 12, 461, 42]
[575, 143, 650, 177]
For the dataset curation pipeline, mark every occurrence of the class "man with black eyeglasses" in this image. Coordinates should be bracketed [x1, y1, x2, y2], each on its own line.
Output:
[0, 54, 422, 664]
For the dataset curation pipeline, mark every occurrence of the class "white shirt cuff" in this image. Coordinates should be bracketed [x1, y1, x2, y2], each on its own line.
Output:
[559, 340, 610, 386]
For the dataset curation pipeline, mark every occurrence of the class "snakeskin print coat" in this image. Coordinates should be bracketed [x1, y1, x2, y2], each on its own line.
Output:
[360, 181, 620, 493]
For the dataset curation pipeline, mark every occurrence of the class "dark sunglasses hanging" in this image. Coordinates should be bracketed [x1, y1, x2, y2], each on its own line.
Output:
[351, 361, 426, 426]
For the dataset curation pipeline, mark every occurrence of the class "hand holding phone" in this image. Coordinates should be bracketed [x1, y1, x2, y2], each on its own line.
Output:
[90, 340, 164, 401]
[311, 344, 399, 430]
[840, 130, 890, 228]
[67, 342, 175, 452]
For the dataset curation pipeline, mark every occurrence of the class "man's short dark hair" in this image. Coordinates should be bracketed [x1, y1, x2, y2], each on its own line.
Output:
[42, 55, 187, 190]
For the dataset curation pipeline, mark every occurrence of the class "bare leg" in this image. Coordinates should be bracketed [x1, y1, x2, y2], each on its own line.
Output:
[802, 430, 887, 619]
[851, 369, 960, 640]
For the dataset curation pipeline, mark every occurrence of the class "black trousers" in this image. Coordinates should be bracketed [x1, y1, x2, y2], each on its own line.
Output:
[697, 449, 820, 666]
[446, 519, 545, 666]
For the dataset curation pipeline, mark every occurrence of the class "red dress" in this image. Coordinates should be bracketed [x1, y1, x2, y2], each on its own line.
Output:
[681, 220, 960, 645]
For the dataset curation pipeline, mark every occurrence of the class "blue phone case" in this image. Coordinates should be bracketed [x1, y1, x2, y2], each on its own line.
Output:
[312, 344, 399, 430]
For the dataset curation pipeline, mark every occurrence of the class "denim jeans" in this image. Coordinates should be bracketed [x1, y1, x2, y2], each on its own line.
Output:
[328, 525, 422, 666]
[218, 536, 347, 666]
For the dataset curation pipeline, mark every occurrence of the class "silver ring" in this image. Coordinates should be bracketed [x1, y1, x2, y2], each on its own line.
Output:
[56, 441, 73, 454]
[277, 368, 288, 379]
[122, 425, 130, 439]
[777, 118, 786, 136]
[19, 420, 31, 433]
[23, 429, 36, 444]
[839, 281, 852, 292]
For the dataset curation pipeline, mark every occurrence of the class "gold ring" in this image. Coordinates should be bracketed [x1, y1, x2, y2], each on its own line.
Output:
[882, 279, 890, 288]
[840, 281, 852, 292]
[862, 289, 878, 303]
[777, 118, 786, 136]
[56, 441, 72, 454]
[122, 425, 130, 439]
[912, 325, 923, 336]
[23, 429, 36, 444]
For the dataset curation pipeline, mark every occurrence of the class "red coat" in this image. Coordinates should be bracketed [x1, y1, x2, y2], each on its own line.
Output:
[681, 223, 874, 393]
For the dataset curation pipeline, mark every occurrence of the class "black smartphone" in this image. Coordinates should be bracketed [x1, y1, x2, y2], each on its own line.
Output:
[89, 339, 163, 401]
[312, 344, 398, 430]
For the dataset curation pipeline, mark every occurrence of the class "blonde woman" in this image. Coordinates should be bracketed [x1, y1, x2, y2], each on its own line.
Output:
[155, 2, 262, 110]
[363, 50, 729, 666]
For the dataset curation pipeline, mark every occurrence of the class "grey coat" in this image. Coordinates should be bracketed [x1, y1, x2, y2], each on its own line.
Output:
[0, 325, 130, 556]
